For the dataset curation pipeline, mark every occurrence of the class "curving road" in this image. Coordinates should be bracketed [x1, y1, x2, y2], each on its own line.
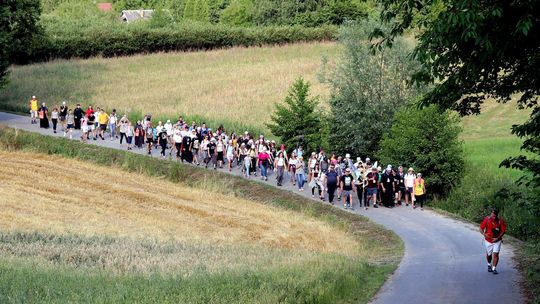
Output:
[0, 111, 525, 304]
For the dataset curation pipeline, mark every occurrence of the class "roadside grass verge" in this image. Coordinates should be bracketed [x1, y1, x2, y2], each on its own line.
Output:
[0, 126, 402, 303]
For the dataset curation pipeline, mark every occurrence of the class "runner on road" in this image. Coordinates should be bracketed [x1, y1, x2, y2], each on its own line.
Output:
[480, 208, 507, 275]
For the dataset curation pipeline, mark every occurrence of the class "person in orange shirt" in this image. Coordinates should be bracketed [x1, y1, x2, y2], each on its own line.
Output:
[480, 208, 507, 275]
[413, 173, 426, 210]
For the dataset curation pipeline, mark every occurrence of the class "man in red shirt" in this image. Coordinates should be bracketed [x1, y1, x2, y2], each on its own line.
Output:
[479, 208, 507, 275]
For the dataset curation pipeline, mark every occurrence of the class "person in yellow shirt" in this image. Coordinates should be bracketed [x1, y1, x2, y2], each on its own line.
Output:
[413, 173, 426, 210]
[29, 96, 38, 124]
[97, 109, 109, 140]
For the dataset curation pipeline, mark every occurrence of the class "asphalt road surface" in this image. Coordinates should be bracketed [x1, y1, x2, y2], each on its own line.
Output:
[0, 111, 525, 304]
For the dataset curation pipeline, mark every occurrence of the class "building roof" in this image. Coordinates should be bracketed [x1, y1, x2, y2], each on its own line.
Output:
[120, 10, 154, 22]
[97, 3, 113, 12]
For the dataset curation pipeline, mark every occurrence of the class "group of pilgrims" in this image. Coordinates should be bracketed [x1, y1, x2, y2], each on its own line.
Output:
[29, 96, 427, 210]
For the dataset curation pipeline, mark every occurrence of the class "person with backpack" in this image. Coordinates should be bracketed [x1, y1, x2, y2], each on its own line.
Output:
[208, 137, 218, 169]
[480, 208, 507, 275]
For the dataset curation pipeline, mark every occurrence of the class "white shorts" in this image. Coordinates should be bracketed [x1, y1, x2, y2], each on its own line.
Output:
[82, 125, 89, 133]
[30, 110, 38, 119]
[484, 240, 502, 255]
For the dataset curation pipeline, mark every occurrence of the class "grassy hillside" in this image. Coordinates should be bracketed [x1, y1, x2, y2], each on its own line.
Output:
[0, 127, 401, 303]
[1, 42, 338, 134]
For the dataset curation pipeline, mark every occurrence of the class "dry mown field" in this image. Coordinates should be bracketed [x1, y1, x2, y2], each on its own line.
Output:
[0, 150, 362, 273]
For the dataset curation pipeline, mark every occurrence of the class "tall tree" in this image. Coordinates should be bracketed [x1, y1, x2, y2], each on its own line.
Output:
[327, 19, 422, 157]
[266, 77, 326, 154]
[0, 0, 42, 86]
[374, 0, 540, 186]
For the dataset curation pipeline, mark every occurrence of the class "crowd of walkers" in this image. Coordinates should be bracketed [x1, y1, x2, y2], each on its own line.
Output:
[29, 97, 427, 210]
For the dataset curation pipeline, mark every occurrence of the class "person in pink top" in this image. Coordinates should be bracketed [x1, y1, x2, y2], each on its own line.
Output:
[258, 149, 270, 181]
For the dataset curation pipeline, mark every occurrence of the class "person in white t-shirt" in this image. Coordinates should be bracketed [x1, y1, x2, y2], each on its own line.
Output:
[404, 167, 416, 206]
[173, 126, 183, 160]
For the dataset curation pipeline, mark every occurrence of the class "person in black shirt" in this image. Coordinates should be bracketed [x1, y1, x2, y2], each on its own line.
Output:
[182, 133, 193, 163]
[340, 168, 356, 209]
[158, 128, 168, 159]
[326, 164, 339, 205]
[59, 101, 68, 133]
[381, 167, 396, 208]
[73, 104, 84, 129]
[396, 166, 406, 205]
[207, 138, 217, 169]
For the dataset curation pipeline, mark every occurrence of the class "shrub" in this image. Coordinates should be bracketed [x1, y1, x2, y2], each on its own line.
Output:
[377, 104, 464, 197]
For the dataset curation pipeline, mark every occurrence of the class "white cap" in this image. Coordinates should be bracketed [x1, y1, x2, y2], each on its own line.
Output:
[345, 153, 351, 158]
[62, 101, 66, 105]
[32, 96, 36, 99]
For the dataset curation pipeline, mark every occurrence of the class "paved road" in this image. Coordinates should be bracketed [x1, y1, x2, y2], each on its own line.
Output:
[0, 112, 525, 304]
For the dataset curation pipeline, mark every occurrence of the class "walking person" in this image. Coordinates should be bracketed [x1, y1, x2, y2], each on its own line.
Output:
[366, 167, 379, 208]
[38, 102, 50, 129]
[97, 109, 109, 140]
[296, 156, 306, 191]
[480, 208, 507, 275]
[109, 110, 117, 140]
[381, 166, 396, 208]
[258, 148, 270, 181]
[340, 168, 355, 209]
[146, 123, 154, 155]
[396, 166, 406, 205]
[288, 152, 298, 186]
[119, 116, 128, 145]
[80, 115, 89, 142]
[126, 121, 134, 150]
[309, 163, 323, 200]
[413, 173, 426, 210]
[66, 109, 75, 139]
[59, 101, 68, 134]
[73, 104, 84, 130]
[216, 137, 225, 169]
[226, 140, 235, 171]
[208, 137, 218, 169]
[274, 151, 287, 186]
[243, 151, 251, 178]
[29, 96, 38, 124]
[51, 108, 59, 133]
[404, 167, 416, 206]
[158, 127, 168, 159]
[326, 164, 339, 205]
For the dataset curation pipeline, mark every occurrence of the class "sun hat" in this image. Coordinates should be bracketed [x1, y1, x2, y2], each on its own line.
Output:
[408, 167, 414, 172]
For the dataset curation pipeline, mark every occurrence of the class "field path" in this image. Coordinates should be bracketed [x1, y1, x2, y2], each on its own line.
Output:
[0, 112, 524, 304]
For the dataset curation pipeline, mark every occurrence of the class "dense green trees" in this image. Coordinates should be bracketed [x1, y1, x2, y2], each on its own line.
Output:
[267, 78, 327, 153]
[378, 104, 464, 196]
[0, 0, 42, 88]
[374, 0, 540, 187]
[326, 20, 422, 157]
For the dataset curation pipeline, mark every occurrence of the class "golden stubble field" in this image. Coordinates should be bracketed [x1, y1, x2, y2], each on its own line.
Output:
[1, 42, 339, 131]
[0, 150, 357, 255]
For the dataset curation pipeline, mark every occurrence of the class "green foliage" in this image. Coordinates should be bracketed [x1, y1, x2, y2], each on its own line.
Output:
[183, 0, 209, 22]
[220, 0, 253, 26]
[0, 0, 43, 89]
[378, 104, 464, 197]
[326, 20, 422, 157]
[33, 20, 337, 61]
[375, 0, 540, 188]
[266, 78, 327, 153]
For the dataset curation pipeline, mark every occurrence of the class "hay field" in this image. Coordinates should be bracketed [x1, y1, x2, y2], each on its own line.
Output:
[0, 150, 359, 254]
[0, 42, 338, 133]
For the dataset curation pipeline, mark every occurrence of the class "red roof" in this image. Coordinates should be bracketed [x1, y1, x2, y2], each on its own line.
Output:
[97, 3, 113, 12]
